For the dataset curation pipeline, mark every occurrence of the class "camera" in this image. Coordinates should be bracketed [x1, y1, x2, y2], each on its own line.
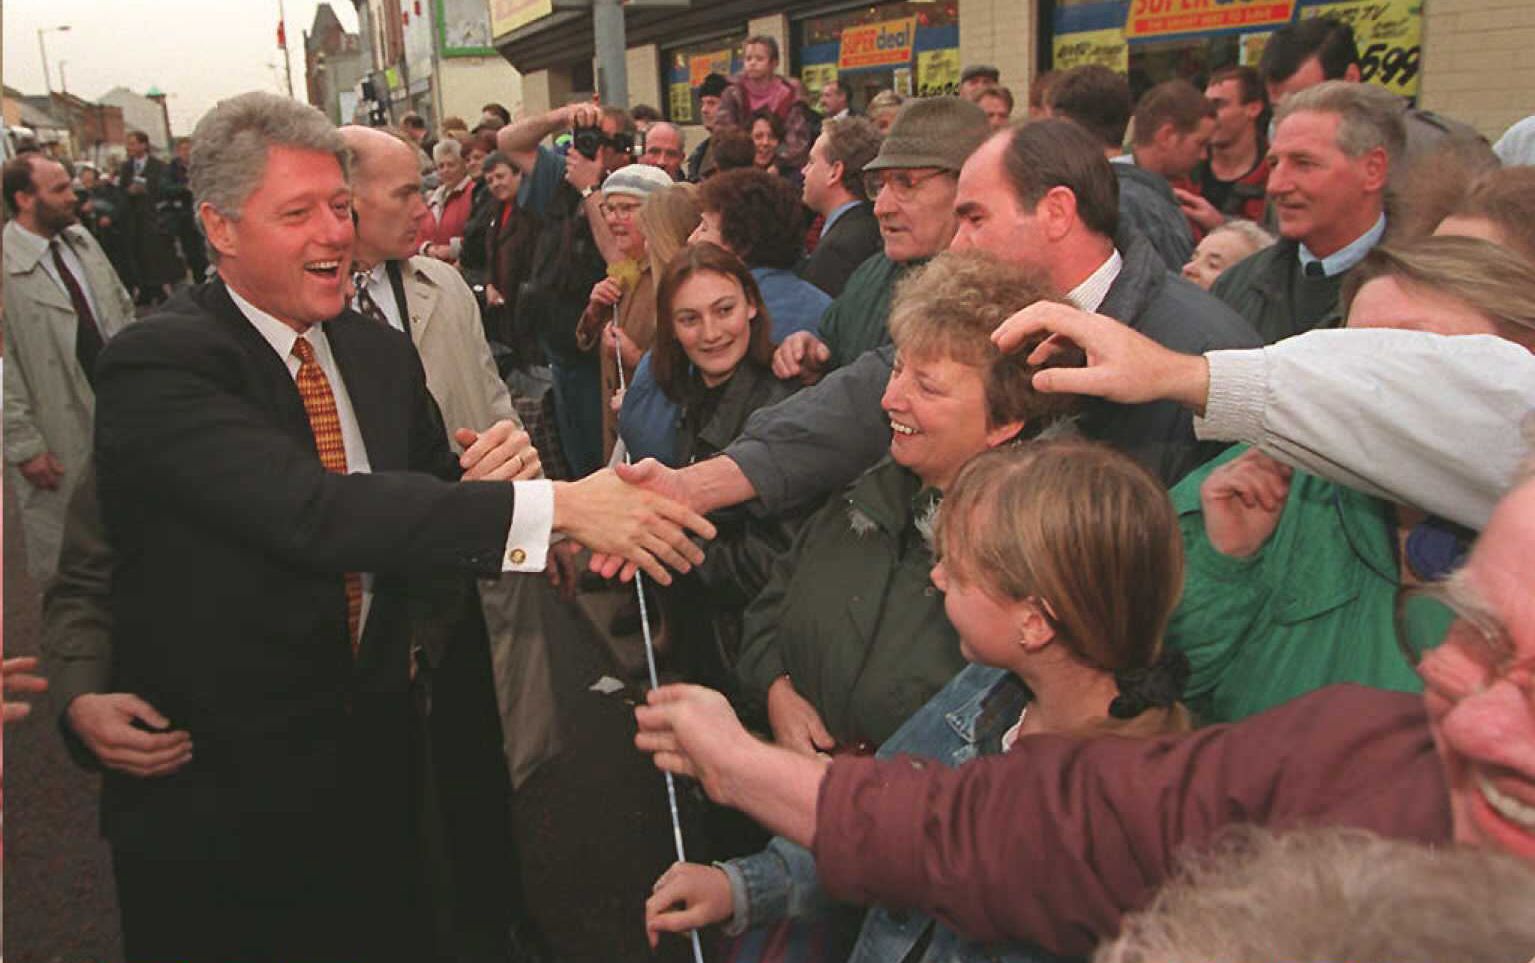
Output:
[572, 123, 636, 161]
[572, 124, 606, 161]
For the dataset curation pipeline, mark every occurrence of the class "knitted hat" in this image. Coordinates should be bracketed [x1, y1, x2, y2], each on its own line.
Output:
[863, 97, 991, 174]
[601, 163, 675, 199]
[960, 64, 1001, 85]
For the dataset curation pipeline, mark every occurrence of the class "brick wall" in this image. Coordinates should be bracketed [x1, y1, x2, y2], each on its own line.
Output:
[958, 0, 1037, 106]
[1418, 0, 1535, 141]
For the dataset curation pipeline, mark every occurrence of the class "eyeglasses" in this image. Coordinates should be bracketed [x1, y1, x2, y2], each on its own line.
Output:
[1396, 582, 1533, 709]
[863, 168, 950, 202]
[599, 201, 643, 220]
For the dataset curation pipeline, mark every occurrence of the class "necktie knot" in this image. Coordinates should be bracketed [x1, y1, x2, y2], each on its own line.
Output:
[292, 336, 317, 364]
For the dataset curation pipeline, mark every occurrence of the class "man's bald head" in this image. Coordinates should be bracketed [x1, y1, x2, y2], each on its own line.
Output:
[340, 125, 428, 265]
[643, 122, 685, 179]
[341, 125, 418, 185]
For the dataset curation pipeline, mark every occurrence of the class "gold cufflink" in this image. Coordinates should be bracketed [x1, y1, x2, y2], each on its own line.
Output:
[508, 548, 527, 565]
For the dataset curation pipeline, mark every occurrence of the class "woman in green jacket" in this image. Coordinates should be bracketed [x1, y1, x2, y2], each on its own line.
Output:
[734, 251, 1081, 754]
[1167, 236, 1535, 722]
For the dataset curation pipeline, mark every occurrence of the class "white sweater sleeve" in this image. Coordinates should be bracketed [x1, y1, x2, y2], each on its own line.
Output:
[1195, 329, 1534, 530]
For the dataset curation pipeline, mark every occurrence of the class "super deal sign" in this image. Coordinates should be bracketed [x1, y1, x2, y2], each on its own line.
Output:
[1126, 0, 1297, 38]
[839, 17, 918, 70]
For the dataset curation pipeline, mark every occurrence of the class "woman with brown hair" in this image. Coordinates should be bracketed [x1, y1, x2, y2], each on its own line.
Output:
[645, 437, 1190, 963]
[648, 242, 802, 700]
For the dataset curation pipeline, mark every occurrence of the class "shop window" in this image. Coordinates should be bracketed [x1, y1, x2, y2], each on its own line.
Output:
[793, 1, 961, 110]
[663, 36, 745, 125]
[1050, 0, 1423, 102]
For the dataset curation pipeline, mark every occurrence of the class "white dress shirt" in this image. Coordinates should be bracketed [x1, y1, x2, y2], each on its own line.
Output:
[1065, 249, 1124, 313]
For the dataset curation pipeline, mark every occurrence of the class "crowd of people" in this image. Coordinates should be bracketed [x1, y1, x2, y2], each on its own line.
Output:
[3, 11, 1535, 963]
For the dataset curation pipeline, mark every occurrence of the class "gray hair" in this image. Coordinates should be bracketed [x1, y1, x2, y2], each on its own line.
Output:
[1207, 218, 1277, 255]
[1096, 826, 1535, 963]
[432, 137, 463, 163]
[190, 92, 347, 224]
[1274, 79, 1407, 166]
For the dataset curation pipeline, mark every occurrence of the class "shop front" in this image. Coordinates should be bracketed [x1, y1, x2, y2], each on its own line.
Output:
[1049, 0, 1423, 101]
[792, 1, 962, 109]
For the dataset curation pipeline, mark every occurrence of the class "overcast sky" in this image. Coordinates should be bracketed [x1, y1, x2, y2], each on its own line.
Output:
[4, 0, 360, 136]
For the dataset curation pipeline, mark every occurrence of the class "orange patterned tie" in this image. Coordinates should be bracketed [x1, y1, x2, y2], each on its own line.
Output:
[292, 336, 363, 654]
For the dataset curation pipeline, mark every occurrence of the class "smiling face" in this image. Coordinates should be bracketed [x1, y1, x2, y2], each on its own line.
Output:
[669, 269, 757, 386]
[202, 145, 354, 331]
[484, 159, 521, 203]
[882, 349, 1006, 491]
[931, 548, 1033, 669]
[601, 193, 648, 259]
[1419, 483, 1535, 863]
[436, 150, 467, 189]
[751, 118, 780, 169]
[1266, 109, 1387, 256]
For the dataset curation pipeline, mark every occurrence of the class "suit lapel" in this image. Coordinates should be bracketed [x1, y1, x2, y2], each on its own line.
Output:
[204, 279, 317, 445]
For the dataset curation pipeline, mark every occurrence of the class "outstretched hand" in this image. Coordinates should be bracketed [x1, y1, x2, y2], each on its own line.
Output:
[991, 302, 1211, 411]
[1200, 448, 1293, 558]
[771, 331, 831, 385]
[554, 469, 715, 585]
[644, 862, 733, 949]
[634, 684, 754, 805]
[589, 459, 702, 582]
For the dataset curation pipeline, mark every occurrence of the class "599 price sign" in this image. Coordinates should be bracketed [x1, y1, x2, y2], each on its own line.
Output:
[1301, 0, 1423, 98]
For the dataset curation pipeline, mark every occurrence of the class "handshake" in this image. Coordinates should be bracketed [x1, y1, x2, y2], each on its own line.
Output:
[457, 420, 714, 584]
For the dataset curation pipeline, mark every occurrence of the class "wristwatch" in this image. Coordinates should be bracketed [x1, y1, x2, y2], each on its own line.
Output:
[579, 184, 599, 200]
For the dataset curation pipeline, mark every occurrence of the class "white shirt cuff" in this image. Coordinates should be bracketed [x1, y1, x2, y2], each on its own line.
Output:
[502, 479, 553, 572]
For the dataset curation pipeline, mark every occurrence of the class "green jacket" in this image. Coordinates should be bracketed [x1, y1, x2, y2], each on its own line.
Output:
[736, 458, 964, 747]
[817, 253, 924, 372]
[1167, 445, 1434, 723]
[1211, 239, 1343, 345]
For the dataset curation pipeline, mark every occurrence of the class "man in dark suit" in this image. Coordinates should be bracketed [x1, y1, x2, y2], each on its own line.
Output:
[115, 130, 185, 304]
[91, 91, 712, 963]
[799, 116, 884, 297]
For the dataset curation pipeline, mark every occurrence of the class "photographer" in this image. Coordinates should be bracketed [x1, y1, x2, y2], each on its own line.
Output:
[497, 101, 638, 476]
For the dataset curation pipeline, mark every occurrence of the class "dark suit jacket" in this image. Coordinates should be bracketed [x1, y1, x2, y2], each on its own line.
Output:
[114, 154, 184, 286]
[92, 280, 515, 934]
[800, 201, 882, 298]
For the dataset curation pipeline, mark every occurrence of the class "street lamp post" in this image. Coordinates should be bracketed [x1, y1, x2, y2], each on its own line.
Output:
[38, 24, 71, 95]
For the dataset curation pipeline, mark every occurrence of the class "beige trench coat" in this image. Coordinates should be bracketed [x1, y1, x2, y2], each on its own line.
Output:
[3, 221, 135, 580]
[403, 256, 561, 787]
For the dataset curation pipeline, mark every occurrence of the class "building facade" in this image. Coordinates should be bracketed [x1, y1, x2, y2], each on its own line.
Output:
[352, 0, 523, 130]
[97, 87, 172, 150]
[494, 0, 1532, 144]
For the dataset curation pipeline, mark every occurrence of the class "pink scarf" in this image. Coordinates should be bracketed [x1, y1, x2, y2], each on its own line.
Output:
[739, 74, 795, 120]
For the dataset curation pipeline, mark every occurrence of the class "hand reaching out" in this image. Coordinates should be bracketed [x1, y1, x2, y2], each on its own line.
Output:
[66, 692, 194, 777]
[2, 657, 48, 722]
[1200, 448, 1293, 558]
[644, 862, 733, 949]
[456, 420, 541, 481]
[771, 331, 831, 385]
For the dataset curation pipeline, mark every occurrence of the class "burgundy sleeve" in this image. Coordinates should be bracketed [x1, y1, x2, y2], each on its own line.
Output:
[811, 686, 1451, 958]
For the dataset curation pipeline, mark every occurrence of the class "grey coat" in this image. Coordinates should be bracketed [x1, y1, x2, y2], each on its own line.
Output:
[725, 230, 1262, 516]
[1114, 162, 1195, 274]
[3, 221, 135, 578]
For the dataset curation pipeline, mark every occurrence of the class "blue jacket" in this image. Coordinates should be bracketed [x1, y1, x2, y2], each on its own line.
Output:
[721, 664, 1067, 963]
[617, 267, 829, 466]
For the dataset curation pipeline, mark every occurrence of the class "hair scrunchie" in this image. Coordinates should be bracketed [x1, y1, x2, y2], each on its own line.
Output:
[1108, 649, 1191, 720]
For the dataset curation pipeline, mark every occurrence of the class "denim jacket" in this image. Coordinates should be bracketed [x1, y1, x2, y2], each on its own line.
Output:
[721, 664, 1068, 963]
